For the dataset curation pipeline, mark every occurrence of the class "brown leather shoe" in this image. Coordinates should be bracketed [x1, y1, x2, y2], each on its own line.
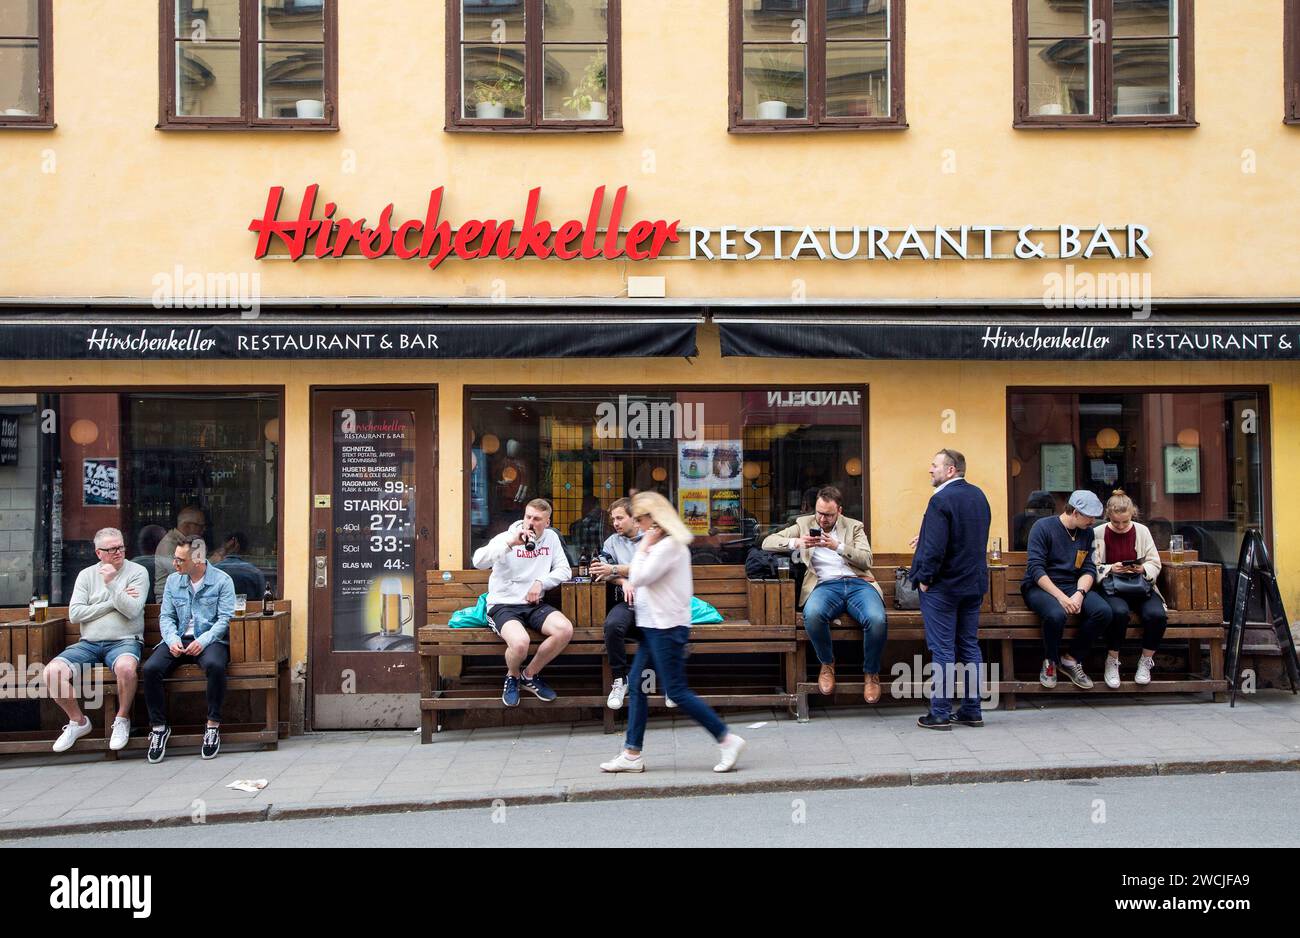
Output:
[817, 664, 836, 696]
[863, 673, 881, 704]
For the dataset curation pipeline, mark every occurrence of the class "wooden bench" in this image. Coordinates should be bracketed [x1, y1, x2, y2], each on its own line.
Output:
[791, 551, 1226, 720]
[0, 602, 292, 757]
[418, 566, 798, 742]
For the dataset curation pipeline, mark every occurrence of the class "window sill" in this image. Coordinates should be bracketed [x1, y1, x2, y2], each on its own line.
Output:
[156, 121, 339, 133]
[0, 121, 55, 130]
[1014, 119, 1199, 130]
[729, 121, 908, 134]
[445, 123, 622, 134]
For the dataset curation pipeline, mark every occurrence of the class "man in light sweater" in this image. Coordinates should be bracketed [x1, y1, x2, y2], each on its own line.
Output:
[44, 527, 149, 753]
[471, 498, 574, 707]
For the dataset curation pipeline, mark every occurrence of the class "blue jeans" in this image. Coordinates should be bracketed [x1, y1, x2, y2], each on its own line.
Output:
[624, 626, 727, 751]
[919, 589, 983, 721]
[801, 578, 888, 673]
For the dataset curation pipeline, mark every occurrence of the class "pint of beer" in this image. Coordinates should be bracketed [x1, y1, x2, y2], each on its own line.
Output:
[379, 577, 413, 636]
[1170, 535, 1185, 565]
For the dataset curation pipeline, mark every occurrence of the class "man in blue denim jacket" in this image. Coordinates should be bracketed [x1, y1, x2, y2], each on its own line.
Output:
[142, 537, 236, 764]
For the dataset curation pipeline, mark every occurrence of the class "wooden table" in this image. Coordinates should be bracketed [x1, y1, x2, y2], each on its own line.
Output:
[0, 616, 66, 669]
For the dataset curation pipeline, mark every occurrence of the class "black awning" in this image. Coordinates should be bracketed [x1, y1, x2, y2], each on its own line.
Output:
[717, 316, 1300, 361]
[0, 314, 698, 360]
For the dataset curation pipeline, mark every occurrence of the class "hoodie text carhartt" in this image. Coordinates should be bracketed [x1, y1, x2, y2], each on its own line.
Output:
[472, 522, 573, 606]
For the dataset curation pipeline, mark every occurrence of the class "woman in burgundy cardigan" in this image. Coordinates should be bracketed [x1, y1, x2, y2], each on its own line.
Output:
[1093, 490, 1167, 689]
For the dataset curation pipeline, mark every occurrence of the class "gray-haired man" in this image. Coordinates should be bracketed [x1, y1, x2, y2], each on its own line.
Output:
[44, 527, 149, 752]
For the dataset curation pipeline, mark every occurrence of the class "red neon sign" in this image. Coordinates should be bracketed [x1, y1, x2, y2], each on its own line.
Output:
[249, 184, 679, 270]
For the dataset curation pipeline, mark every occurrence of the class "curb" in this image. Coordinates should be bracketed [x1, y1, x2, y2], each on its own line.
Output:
[4, 753, 1299, 840]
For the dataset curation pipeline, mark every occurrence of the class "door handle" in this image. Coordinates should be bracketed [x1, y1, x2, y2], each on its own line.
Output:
[314, 556, 327, 588]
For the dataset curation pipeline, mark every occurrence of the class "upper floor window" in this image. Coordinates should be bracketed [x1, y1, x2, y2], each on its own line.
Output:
[1287, 0, 1299, 123]
[1014, 0, 1195, 128]
[159, 0, 337, 130]
[0, 0, 52, 128]
[446, 0, 621, 132]
[729, 0, 906, 132]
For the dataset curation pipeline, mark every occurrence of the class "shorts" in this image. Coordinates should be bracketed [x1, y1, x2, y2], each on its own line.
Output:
[55, 638, 143, 671]
[487, 603, 560, 636]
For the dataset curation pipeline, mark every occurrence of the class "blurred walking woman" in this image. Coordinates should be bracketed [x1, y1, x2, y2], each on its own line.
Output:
[1093, 490, 1167, 688]
[600, 492, 746, 774]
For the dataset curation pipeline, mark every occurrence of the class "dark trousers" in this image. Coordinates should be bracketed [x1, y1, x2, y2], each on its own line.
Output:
[624, 626, 727, 751]
[142, 641, 229, 727]
[1023, 585, 1111, 663]
[602, 602, 640, 681]
[1102, 591, 1167, 652]
[919, 589, 984, 721]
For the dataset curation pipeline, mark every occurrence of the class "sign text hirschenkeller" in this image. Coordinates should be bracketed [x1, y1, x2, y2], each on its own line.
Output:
[248, 185, 1151, 268]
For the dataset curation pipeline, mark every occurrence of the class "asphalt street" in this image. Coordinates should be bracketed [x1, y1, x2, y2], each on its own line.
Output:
[12, 769, 1300, 848]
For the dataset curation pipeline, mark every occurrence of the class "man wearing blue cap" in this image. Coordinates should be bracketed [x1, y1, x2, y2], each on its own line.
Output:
[1021, 490, 1110, 689]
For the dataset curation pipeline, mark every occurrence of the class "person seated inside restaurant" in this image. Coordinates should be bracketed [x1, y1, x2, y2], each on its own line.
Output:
[1012, 490, 1057, 551]
[1021, 490, 1111, 690]
[143, 537, 235, 764]
[213, 531, 267, 599]
[153, 505, 207, 601]
[762, 485, 887, 703]
[589, 497, 644, 710]
[45, 527, 150, 753]
[471, 498, 574, 708]
[129, 524, 165, 607]
[1093, 489, 1167, 688]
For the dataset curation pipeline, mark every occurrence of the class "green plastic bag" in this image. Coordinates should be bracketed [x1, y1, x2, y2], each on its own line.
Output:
[690, 596, 723, 624]
[448, 594, 489, 629]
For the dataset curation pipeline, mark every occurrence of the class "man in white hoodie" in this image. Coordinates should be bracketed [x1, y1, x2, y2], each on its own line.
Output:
[472, 498, 574, 707]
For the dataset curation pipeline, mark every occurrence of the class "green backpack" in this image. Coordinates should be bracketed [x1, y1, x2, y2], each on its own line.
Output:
[448, 594, 489, 629]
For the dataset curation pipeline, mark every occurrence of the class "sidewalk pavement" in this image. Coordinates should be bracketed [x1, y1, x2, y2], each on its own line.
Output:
[3, 691, 1300, 839]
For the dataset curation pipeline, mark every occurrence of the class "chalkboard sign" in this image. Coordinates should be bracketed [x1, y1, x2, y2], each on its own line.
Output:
[0, 415, 17, 466]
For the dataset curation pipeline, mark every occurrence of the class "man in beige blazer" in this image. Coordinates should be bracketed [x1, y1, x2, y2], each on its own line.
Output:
[762, 486, 888, 702]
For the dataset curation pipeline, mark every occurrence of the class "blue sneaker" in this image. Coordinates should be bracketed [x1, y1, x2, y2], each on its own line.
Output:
[502, 675, 520, 708]
[519, 671, 557, 702]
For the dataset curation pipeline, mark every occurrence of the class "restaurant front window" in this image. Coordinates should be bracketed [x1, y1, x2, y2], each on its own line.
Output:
[468, 387, 866, 564]
[1008, 389, 1266, 603]
[0, 390, 281, 607]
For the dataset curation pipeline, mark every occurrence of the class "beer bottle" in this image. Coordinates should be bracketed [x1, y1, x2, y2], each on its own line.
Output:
[262, 585, 274, 616]
[578, 551, 589, 579]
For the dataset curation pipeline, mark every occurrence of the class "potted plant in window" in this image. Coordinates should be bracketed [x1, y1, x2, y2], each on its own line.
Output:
[753, 52, 800, 120]
[471, 67, 524, 119]
[562, 51, 607, 120]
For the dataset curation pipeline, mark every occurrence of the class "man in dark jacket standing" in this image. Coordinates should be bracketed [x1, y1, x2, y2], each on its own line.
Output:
[909, 450, 992, 730]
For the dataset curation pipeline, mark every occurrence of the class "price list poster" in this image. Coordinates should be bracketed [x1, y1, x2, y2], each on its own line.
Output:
[332, 410, 418, 652]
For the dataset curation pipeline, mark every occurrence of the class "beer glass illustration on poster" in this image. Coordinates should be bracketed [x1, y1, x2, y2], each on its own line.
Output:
[332, 409, 417, 652]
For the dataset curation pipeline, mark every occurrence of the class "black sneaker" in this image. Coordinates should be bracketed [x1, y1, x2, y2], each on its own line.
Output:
[146, 725, 171, 764]
[201, 726, 221, 760]
[952, 712, 985, 727]
[502, 675, 520, 707]
[917, 714, 952, 731]
[519, 671, 557, 702]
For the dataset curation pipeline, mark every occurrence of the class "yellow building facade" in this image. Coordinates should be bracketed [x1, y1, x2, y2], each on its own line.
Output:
[1, 1, 1297, 727]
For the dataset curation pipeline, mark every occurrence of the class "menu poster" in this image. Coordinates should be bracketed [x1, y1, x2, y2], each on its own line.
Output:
[332, 409, 417, 652]
[708, 440, 743, 490]
[1040, 443, 1076, 493]
[82, 458, 118, 506]
[679, 488, 710, 535]
[678, 442, 712, 488]
[0, 415, 17, 466]
[711, 490, 742, 534]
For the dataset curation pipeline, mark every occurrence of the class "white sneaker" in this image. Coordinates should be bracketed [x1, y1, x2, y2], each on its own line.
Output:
[713, 733, 746, 773]
[665, 696, 678, 708]
[606, 678, 627, 710]
[1136, 655, 1155, 685]
[1104, 656, 1121, 689]
[109, 716, 131, 751]
[600, 751, 646, 773]
[52, 716, 93, 753]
